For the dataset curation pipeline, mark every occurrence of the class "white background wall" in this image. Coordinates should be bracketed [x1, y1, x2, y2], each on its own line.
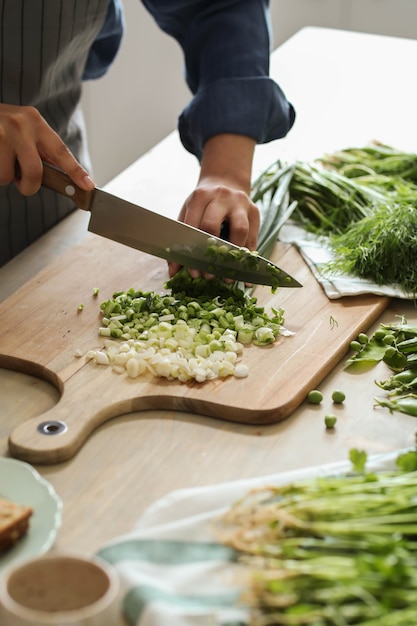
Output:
[82, 0, 417, 186]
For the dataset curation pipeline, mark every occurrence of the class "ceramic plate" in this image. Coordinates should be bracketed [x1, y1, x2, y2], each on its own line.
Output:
[0, 457, 62, 575]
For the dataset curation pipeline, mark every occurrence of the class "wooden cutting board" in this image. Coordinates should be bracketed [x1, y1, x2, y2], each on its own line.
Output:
[1, 233, 389, 464]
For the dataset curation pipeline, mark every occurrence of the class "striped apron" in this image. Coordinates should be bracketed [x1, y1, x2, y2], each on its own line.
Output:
[0, 0, 110, 266]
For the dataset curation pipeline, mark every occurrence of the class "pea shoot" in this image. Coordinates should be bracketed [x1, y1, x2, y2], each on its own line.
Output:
[219, 442, 417, 626]
[347, 317, 417, 418]
[375, 394, 417, 417]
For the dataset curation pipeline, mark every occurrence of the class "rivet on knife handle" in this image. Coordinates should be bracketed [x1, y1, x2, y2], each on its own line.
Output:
[41, 162, 94, 211]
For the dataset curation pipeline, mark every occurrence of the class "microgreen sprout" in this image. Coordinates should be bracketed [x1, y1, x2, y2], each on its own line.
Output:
[219, 441, 417, 626]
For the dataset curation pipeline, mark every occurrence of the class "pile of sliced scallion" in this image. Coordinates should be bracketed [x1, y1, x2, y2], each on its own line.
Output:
[86, 272, 288, 383]
[218, 443, 417, 625]
[85, 168, 295, 383]
[253, 143, 417, 296]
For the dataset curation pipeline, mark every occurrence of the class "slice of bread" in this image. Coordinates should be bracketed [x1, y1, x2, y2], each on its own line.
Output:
[0, 498, 33, 553]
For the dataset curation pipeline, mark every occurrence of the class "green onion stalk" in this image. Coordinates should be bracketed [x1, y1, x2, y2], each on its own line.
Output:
[318, 142, 417, 184]
[251, 161, 297, 261]
[288, 161, 383, 235]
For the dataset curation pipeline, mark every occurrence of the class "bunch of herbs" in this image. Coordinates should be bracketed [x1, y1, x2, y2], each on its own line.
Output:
[251, 143, 417, 295]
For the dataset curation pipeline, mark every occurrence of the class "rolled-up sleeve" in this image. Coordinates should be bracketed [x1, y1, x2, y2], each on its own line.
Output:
[83, 0, 125, 80]
[141, 0, 295, 159]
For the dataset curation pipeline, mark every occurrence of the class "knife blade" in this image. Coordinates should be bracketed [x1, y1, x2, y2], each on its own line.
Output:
[41, 162, 302, 289]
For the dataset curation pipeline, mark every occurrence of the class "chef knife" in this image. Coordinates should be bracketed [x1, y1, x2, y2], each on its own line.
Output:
[41, 162, 302, 289]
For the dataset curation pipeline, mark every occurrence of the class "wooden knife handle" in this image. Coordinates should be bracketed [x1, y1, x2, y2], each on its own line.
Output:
[41, 162, 94, 211]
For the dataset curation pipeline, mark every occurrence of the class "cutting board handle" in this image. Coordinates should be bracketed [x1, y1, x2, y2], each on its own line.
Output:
[41, 162, 94, 211]
[9, 361, 246, 465]
[7, 365, 137, 465]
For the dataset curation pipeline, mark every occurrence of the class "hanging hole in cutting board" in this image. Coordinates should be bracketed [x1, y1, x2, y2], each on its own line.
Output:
[37, 420, 68, 436]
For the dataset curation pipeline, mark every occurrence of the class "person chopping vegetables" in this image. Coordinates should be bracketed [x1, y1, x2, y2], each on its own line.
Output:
[0, 0, 295, 270]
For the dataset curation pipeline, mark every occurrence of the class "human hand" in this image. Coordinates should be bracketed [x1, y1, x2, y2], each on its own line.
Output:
[0, 103, 94, 195]
[169, 179, 259, 278]
[168, 133, 259, 278]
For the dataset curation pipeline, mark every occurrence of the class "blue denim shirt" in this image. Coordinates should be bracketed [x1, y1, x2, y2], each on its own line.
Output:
[86, 0, 295, 160]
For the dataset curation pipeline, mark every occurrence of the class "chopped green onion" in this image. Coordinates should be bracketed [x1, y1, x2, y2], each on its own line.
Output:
[87, 269, 287, 383]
